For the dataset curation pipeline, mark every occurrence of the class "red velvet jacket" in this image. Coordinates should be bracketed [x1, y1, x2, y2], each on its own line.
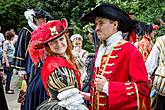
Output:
[89, 40, 149, 110]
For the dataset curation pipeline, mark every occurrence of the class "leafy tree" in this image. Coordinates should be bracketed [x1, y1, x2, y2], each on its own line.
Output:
[95, 0, 165, 38]
[0, 0, 164, 51]
[0, 0, 95, 51]
[38, 0, 96, 51]
[0, 0, 40, 33]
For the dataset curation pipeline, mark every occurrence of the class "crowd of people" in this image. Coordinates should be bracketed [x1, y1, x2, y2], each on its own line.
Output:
[0, 2, 164, 110]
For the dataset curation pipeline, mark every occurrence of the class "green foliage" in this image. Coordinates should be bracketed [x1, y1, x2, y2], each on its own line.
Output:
[0, 0, 96, 52]
[95, 0, 165, 37]
[0, 0, 164, 51]
[0, 0, 40, 33]
[39, 0, 96, 52]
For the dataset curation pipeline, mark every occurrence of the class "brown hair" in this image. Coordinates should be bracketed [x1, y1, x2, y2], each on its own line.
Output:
[5, 31, 14, 40]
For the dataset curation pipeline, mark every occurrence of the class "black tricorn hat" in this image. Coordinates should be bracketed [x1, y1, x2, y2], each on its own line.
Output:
[33, 8, 52, 20]
[80, 3, 133, 32]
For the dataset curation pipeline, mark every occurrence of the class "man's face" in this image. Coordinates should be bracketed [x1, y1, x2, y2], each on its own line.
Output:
[34, 17, 46, 26]
[95, 17, 118, 41]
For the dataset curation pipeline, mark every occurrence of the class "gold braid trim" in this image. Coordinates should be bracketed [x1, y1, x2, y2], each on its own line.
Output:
[95, 40, 128, 109]
[133, 82, 140, 110]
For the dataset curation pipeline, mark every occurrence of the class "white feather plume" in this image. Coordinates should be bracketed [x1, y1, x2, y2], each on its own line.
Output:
[24, 9, 35, 21]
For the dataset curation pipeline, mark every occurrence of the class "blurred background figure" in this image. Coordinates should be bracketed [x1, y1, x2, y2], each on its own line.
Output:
[2, 31, 15, 94]
[135, 23, 160, 110]
[0, 26, 5, 63]
[81, 28, 100, 107]
[0, 67, 8, 110]
[10, 29, 18, 46]
[137, 24, 159, 62]
[70, 34, 88, 84]
[87, 28, 100, 51]
[14, 8, 51, 110]
[145, 34, 165, 110]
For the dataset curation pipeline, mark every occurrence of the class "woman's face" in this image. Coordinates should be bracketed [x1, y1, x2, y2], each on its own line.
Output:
[48, 35, 67, 56]
[72, 39, 82, 52]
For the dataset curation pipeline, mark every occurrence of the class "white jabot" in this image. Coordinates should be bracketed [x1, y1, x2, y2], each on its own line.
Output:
[28, 20, 37, 30]
[95, 31, 123, 67]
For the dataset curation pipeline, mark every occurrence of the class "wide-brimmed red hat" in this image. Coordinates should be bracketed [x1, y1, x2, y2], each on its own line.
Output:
[80, 3, 132, 32]
[29, 18, 68, 64]
[34, 18, 68, 49]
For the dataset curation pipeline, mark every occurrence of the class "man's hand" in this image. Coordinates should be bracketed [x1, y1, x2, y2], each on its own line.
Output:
[148, 77, 152, 88]
[79, 92, 90, 100]
[95, 75, 107, 92]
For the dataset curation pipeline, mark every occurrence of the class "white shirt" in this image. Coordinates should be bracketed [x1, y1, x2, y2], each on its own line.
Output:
[145, 45, 159, 78]
[95, 31, 123, 67]
[145, 35, 165, 78]
[0, 33, 5, 52]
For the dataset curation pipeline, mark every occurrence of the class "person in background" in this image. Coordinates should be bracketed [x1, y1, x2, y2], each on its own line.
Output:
[14, 8, 51, 110]
[137, 24, 159, 110]
[133, 21, 146, 47]
[25, 9, 51, 110]
[80, 3, 149, 110]
[70, 34, 88, 84]
[137, 24, 158, 62]
[145, 35, 165, 110]
[0, 26, 5, 63]
[0, 68, 8, 110]
[81, 29, 100, 107]
[134, 23, 159, 110]
[13, 9, 36, 109]
[0, 26, 5, 48]
[28, 19, 88, 110]
[10, 29, 18, 46]
[0, 26, 6, 84]
[2, 31, 15, 94]
[0, 28, 8, 108]
[87, 28, 100, 51]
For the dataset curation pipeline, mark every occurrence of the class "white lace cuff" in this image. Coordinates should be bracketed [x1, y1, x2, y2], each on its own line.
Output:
[57, 88, 88, 110]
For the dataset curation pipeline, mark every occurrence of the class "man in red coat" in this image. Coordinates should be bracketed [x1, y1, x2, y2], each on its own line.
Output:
[80, 3, 149, 110]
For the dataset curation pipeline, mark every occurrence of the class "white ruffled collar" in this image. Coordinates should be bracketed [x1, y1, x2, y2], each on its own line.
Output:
[95, 31, 123, 67]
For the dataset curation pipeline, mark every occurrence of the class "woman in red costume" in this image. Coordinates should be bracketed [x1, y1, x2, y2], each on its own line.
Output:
[28, 19, 88, 110]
